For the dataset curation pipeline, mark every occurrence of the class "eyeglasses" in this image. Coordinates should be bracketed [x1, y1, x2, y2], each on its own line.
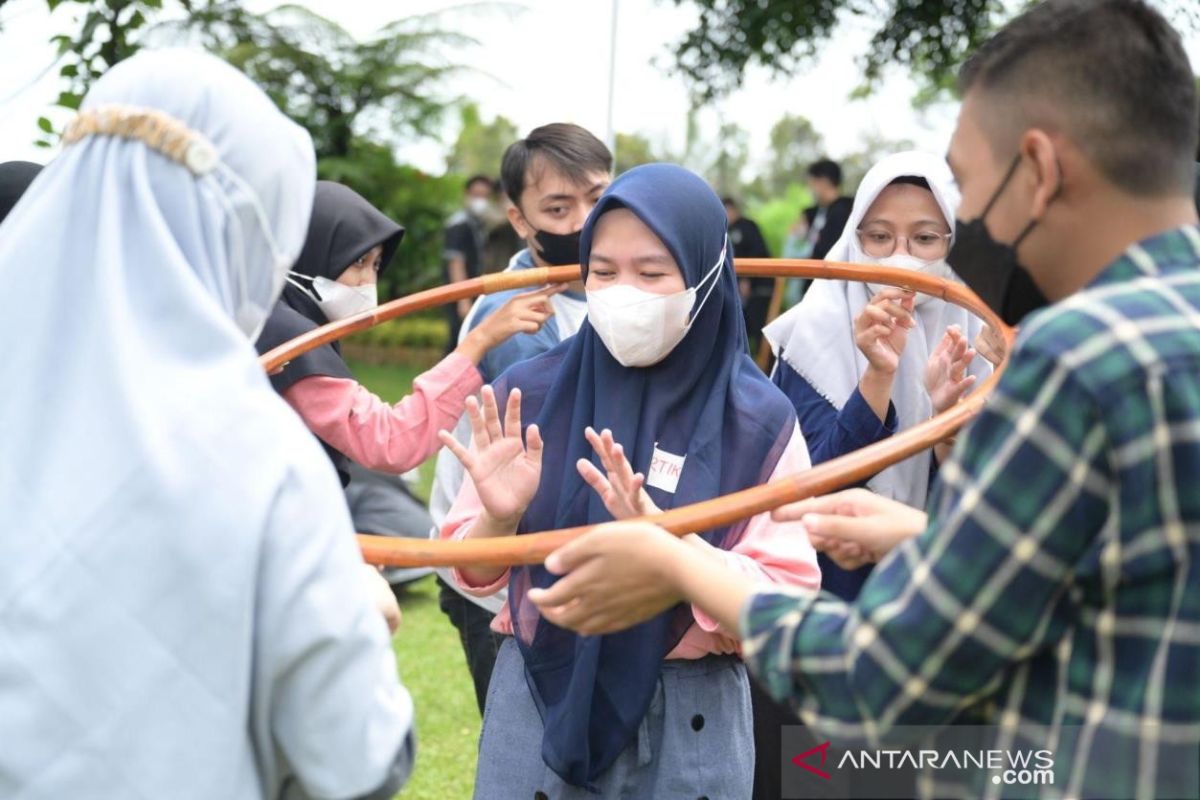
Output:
[856, 228, 953, 259]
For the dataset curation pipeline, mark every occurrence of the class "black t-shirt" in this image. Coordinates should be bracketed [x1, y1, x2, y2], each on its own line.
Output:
[443, 210, 486, 280]
[804, 196, 854, 260]
[729, 216, 773, 296]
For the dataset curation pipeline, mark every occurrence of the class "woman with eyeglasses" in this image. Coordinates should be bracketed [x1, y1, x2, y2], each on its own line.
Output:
[763, 151, 994, 602]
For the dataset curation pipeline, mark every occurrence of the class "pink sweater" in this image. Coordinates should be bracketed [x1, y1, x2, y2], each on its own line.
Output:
[441, 426, 820, 659]
[282, 353, 483, 473]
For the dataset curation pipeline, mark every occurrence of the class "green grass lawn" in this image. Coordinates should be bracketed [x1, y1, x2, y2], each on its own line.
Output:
[348, 358, 480, 799]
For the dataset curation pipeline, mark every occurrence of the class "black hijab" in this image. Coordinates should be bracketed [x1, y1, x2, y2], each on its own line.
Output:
[255, 181, 404, 481]
[0, 161, 43, 224]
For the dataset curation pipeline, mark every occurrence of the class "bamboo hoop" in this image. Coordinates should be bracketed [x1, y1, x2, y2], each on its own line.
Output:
[259, 259, 1014, 569]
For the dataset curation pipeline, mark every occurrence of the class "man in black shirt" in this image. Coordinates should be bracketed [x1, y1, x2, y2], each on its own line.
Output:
[803, 158, 854, 259]
[443, 174, 494, 350]
[723, 196, 773, 352]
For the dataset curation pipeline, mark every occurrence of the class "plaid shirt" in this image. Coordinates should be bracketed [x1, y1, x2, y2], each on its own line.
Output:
[742, 225, 1200, 799]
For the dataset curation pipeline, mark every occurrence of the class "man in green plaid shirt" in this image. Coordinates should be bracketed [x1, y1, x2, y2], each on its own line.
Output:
[737, 220, 1200, 797]
[525, 1, 1200, 797]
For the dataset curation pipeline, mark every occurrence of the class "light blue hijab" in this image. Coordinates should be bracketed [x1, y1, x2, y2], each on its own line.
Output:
[0, 50, 412, 799]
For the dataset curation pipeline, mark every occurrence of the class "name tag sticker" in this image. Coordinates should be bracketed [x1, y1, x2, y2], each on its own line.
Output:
[646, 444, 686, 494]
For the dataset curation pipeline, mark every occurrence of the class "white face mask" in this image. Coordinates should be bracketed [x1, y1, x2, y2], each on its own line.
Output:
[288, 272, 378, 321]
[865, 253, 956, 305]
[586, 237, 726, 368]
[466, 196, 490, 217]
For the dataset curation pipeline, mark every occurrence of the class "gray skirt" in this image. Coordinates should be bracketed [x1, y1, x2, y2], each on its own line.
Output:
[474, 637, 754, 800]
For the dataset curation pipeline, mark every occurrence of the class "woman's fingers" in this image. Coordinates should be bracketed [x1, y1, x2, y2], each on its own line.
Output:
[611, 442, 637, 490]
[598, 429, 621, 475]
[438, 429, 473, 471]
[584, 425, 604, 459]
[953, 374, 978, 396]
[465, 395, 489, 451]
[503, 387, 523, 439]
[931, 330, 953, 359]
[584, 426, 616, 476]
[577, 458, 614, 499]
[526, 423, 543, 465]
[866, 323, 894, 342]
[869, 287, 916, 304]
[860, 304, 898, 327]
[480, 385, 503, 442]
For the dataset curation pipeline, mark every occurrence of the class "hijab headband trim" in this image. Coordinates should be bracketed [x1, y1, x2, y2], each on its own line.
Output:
[63, 104, 219, 176]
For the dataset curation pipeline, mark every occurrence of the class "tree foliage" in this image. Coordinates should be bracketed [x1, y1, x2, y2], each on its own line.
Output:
[35, 1, 470, 161]
[445, 102, 518, 178]
[179, 3, 469, 159]
[34, 0, 171, 146]
[669, 0, 1005, 102]
[761, 113, 824, 196]
[34, 1, 476, 297]
[670, 0, 1200, 102]
[613, 131, 660, 174]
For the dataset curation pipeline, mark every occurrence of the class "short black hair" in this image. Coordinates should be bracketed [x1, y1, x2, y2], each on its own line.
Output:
[889, 175, 932, 192]
[959, 0, 1198, 196]
[500, 123, 613, 207]
[721, 196, 739, 209]
[806, 158, 842, 186]
[464, 174, 494, 193]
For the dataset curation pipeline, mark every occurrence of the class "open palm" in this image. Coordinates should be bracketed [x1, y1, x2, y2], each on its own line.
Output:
[439, 386, 543, 526]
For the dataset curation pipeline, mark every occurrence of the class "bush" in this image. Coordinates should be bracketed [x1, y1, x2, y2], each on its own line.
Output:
[347, 315, 449, 350]
[747, 182, 813, 258]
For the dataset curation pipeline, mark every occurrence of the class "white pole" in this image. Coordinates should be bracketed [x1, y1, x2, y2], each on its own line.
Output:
[605, 0, 618, 158]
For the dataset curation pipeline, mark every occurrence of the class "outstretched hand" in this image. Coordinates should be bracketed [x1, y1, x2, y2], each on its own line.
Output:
[975, 323, 1007, 366]
[576, 427, 662, 519]
[438, 385, 542, 527]
[925, 324, 978, 414]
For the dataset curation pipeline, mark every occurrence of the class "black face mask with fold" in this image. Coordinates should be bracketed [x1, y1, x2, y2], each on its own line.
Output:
[532, 227, 582, 266]
[948, 154, 1055, 326]
[521, 210, 583, 266]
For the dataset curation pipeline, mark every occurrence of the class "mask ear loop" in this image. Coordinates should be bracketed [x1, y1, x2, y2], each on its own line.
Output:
[284, 271, 317, 296]
[980, 153, 1023, 221]
[686, 234, 729, 327]
[1011, 156, 1065, 251]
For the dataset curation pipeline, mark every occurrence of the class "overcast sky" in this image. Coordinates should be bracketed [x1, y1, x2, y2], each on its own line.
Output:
[2, 0, 1198, 177]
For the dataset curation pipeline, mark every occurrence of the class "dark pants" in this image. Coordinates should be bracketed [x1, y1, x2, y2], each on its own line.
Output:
[444, 305, 464, 355]
[743, 284, 774, 354]
[753, 677, 801, 800]
[436, 577, 505, 715]
[751, 677, 916, 799]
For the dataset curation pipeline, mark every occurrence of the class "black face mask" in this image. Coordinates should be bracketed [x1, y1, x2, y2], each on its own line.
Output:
[523, 214, 582, 266]
[947, 154, 1053, 326]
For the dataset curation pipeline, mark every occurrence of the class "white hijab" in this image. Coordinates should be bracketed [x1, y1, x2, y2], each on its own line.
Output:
[0, 50, 411, 799]
[764, 151, 990, 508]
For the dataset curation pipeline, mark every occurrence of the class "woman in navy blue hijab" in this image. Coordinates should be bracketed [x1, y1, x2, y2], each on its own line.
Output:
[440, 163, 820, 798]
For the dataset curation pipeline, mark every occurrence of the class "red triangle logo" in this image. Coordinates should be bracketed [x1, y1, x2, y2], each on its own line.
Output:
[791, 740, 832, 780]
